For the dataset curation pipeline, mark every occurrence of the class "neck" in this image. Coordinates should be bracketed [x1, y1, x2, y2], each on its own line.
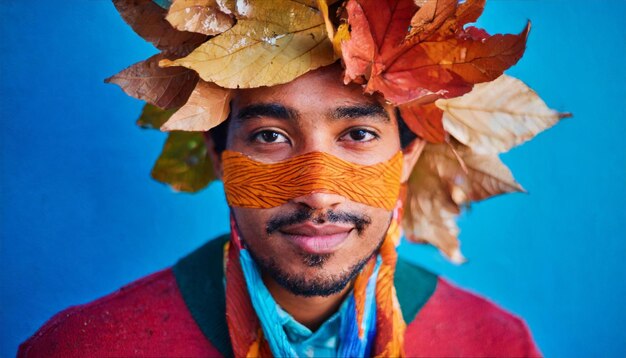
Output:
[261, 272, 351, 331]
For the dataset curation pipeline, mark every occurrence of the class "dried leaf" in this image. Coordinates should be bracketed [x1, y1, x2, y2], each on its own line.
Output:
[403, 142, 523, 262]
[399, 101, 446, 143]
[112, 0, 208, 56]
[166, 0, 234, 36]
[341, 0, 417, 85]
[404, 145, 462, 262]
[160, 0, 336, 88]
[341, 0, 530, 106]
[136, 103, 177, 129]
[318, 0, 350, 57]
[408, 0, 457, 42]
[333, 23, 351, 57]
[161, 80, 233, 131]
[105, 53, 199, 110]
[152, 131, 215, 192]
[437, 75, 569, 154]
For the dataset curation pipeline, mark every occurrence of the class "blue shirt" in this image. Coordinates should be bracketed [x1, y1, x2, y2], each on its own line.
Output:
[274, 292, 351, 357]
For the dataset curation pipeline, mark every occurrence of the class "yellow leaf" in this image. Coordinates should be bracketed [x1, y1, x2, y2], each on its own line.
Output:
[160, 0, 336, 88]
[403, 142, 524, 262]
[161, 80, 233, 131]
[437, 75, 569, 154]
[317, 0, 334, 39]
[317, 0, 348, 57]
[165, 0, 234, 36]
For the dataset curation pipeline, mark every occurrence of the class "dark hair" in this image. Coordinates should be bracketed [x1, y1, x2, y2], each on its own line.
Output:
[209, 109, 417, 154]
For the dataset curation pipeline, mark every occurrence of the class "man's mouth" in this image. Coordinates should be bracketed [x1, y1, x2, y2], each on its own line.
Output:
[279, 223, 354, 254]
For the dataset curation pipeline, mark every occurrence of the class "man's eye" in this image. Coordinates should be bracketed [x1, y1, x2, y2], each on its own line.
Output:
[342, 129, 378, 142]
[252, 130, 289, 144]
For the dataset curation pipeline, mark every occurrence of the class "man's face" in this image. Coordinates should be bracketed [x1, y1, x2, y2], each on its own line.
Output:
[220, 64, 407, 297]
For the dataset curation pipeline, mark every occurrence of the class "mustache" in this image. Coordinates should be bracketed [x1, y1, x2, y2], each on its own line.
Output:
[266, 209, 372, 235]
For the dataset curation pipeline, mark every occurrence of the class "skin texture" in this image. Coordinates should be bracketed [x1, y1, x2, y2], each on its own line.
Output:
[208, 63, 424, 329]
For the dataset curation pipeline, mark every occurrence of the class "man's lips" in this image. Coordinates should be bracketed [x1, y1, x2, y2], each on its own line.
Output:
[279, 223, 353, 254]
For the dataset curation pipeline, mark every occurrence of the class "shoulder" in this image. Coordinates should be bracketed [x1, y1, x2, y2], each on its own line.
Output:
[18, 268, 221, 358]
[403, 273, 542, 357]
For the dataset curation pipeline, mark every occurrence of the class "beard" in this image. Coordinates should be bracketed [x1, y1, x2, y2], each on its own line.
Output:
[246, 241, 383, 297]
[243, 208, 386, 297]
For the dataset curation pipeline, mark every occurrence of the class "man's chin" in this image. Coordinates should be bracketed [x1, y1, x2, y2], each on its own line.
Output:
[249, 250, 371, 297]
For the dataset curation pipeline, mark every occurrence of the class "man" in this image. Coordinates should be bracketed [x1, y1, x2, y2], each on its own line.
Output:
[20, 0, 561, 356]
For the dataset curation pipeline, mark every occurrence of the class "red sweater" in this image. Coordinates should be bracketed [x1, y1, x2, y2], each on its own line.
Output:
[19, 237, 541, 357]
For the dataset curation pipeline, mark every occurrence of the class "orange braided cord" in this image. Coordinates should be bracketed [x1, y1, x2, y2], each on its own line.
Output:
[222, 150, 403, 210]
[352, 258, 376, 338]
[374, 217, 406, 357]
[225, 238, 264, 358]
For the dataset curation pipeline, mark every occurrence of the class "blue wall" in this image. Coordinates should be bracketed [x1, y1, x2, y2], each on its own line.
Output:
[1, 1, 624, 356]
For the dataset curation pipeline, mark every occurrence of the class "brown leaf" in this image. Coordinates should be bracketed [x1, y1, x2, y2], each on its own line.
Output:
[105, 53, 199, 110]
[403, 142, 523, 262]
[152, 131, 215, 192]
[403, 145, 463, 262]
[136, 103, 177, 129]
[165, 0, 234, 36]
[161, 0, 337, 88]
[161, 80, 233, 131]
[437, 75, 569, 154]
[112, 0, 208, 56]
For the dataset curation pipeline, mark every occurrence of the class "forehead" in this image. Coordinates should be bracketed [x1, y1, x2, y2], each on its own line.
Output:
[231, 63, 383, 113]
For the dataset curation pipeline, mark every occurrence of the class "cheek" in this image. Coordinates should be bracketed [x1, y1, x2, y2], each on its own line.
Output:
[231, 207, 281, 253]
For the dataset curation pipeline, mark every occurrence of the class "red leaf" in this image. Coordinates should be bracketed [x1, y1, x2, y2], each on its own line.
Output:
[105, 53, 199, 109]
[342, 0, 417, 84]
[399, 102, 445, 143]
[408, 0, 457, 42]
[342, 0, 530, 105]
[112, 0, 208, 56]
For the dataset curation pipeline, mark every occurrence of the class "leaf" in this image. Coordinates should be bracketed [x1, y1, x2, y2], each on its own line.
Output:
[437, 75, 570, 154]
[161, 80, 233, 131]
[317, 0, 348, 57]
[165, 0, 234, 36]
[341, 0, 417, 85]
[399, 101, 446, 143]
[105, 53, 199, 110]
[160, 0, 337, 88]
[408, 0, 457, 42]
[151, 131, 215, 192]
[136, 103, 177, 129]
[403, 142, 523, 262]
[404, 145, 462, 262]
[112, 0, 208, 56]
[341, 0, 530, 106]
[408, 0, 486, 42]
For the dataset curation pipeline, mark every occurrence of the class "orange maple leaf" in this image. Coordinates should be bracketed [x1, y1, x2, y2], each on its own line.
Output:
[341, 0, 530, 142]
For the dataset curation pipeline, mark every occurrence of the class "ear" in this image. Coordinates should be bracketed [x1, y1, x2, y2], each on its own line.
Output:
[203, 132, 224, 180]
[400, 138, 426, 182]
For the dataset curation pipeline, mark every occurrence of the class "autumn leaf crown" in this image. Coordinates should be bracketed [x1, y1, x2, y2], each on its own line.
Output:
[108, 0, 567, 262]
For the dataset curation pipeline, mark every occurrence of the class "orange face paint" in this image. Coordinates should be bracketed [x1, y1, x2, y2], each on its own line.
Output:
[221, 150, 403, 210]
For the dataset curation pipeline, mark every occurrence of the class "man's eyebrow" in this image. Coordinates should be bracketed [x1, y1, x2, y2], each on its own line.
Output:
[234, 103, 299, 122]
[331, 104, 390, 122]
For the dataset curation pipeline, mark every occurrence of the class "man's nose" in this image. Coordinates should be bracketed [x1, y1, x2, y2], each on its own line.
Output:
[291, 191, 346, 211]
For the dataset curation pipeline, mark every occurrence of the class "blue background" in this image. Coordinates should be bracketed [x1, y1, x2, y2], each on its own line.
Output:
[1, 1, 624, 357]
